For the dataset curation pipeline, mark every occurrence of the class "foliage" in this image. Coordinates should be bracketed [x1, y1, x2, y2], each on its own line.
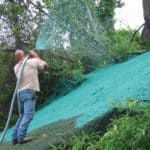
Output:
[0, 51, 15, 130]
[96, 0, 124, 33]
[0, 51, 15, 102]
[43, 0, 52, 9]
[74, 48, 108, 73]
[110, 29, 141, 62]
[49, 99, 150, 150]
[49, 131, 100, 150]
[0, 0, 48, 49]
[98, 100, 150, 150]
[33, 50, 84, 105]
[38, 50, 83, 79]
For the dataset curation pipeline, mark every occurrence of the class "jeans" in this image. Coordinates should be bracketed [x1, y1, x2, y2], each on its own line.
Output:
[12, 89, 36, 142]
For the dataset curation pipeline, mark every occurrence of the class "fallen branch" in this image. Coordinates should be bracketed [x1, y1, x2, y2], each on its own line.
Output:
[130, 23, 145, 43]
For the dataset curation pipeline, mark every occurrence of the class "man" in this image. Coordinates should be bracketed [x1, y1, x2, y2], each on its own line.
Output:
[12, 49, 48, 144]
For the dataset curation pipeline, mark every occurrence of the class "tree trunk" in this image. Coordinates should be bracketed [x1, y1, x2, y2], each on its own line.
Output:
[141, 0, 150, 48]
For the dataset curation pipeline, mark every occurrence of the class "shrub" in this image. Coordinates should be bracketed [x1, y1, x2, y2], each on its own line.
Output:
[49, 100, 150, 150]
[0, 51, 15, 130]
[110, 29, 141, 62]
[99, 105, 150, 150]
[38, 50, 83, 79]
[34, 50, 84, 105]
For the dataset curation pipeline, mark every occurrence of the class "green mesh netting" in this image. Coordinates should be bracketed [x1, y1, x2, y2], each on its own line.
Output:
[36, 0, 114, 63]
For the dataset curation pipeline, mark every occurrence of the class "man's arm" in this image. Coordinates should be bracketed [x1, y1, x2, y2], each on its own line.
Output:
[29, 50, 49, 69]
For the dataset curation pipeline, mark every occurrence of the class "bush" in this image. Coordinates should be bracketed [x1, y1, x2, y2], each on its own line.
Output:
[49, 100, 150, 150]
[38, 50, 83, 79]
[0, 51, 15, 96]
[0, 51, 15, 130]
[34, 50, 84, 105]
[89, 100, 150, 150]
[110, 29, 141, 62]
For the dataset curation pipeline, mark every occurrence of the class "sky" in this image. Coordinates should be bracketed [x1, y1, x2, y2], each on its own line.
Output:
[115, 0, 144, 30]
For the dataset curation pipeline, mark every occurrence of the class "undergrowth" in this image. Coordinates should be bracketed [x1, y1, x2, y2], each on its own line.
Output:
[49, 99, 150, 150]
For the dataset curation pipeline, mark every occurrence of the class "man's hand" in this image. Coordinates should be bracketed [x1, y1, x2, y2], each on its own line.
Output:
[29, 50, 39, 58]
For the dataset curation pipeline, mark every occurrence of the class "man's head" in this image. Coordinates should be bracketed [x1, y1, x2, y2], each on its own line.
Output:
[15, 50, 26, 62]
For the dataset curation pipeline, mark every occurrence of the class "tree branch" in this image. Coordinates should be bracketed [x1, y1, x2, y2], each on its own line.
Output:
[30, 1, 49, 17]
[130, 23, 145, 43]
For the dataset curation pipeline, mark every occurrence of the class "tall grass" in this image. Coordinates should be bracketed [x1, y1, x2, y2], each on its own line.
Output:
[49, 99, 150, 150]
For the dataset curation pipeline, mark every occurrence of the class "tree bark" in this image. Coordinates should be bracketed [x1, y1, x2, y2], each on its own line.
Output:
[141, 0, 150, 47]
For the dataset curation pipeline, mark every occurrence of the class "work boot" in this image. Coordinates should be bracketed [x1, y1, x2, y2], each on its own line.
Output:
[12, 139, 18, 145]
[19, 137, 34, 144]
